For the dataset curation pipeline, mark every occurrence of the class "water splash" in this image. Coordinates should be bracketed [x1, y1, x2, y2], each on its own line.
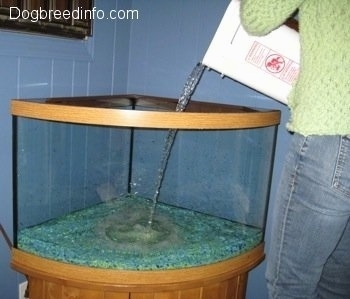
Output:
[148, 62, 206, 225]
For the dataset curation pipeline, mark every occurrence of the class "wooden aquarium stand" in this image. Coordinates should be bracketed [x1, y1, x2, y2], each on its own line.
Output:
[12, 244, 264, 299]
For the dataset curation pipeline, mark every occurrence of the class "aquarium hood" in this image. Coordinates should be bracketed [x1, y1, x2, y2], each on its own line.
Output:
[202, 0, 300, 104]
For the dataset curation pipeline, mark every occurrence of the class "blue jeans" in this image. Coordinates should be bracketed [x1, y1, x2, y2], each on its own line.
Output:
[266, 133, 350, 299]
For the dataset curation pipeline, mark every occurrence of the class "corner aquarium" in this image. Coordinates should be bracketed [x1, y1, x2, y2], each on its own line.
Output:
[11, 94, 280, 299]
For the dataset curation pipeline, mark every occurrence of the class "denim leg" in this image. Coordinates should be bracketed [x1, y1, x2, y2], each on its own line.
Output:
[266, 134, 350, 299]
[317, 218, 350, 299]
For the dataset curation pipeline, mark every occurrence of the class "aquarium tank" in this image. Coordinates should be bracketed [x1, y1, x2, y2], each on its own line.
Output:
[12, 94, 280, 271]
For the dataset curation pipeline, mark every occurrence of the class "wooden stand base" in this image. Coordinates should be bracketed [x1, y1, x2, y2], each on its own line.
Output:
[11, 244, 264, 299]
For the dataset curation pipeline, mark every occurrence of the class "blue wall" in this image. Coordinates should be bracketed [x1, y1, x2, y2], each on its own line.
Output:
[0, 0, 291, 298]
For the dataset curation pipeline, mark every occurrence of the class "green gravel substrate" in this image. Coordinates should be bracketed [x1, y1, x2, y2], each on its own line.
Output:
[18, 195, 262, 270]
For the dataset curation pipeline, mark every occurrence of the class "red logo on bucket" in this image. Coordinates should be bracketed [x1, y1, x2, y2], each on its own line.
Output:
[246, 41, 299, 86]
[265, 54, 285, 73]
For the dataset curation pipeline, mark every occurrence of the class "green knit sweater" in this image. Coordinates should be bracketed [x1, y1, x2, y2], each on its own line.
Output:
[240, 0, 350, 135]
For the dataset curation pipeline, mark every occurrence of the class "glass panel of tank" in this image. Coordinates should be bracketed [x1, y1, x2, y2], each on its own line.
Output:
[12, 96, 278, 270]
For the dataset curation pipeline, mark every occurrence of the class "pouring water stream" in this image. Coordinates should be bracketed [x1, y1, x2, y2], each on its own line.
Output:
[148, 63, 206, 226]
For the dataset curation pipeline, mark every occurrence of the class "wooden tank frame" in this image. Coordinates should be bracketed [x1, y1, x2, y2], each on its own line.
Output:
[11, 94, 280, 299]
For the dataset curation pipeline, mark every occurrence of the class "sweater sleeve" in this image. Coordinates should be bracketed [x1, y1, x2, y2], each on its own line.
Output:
[240, 0, 304, 35]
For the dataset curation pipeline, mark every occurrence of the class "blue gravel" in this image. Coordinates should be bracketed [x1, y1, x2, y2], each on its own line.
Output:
[18, 195, 262, 270]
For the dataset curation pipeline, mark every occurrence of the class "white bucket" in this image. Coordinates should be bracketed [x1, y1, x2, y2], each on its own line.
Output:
[202, 0, 300, 104]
